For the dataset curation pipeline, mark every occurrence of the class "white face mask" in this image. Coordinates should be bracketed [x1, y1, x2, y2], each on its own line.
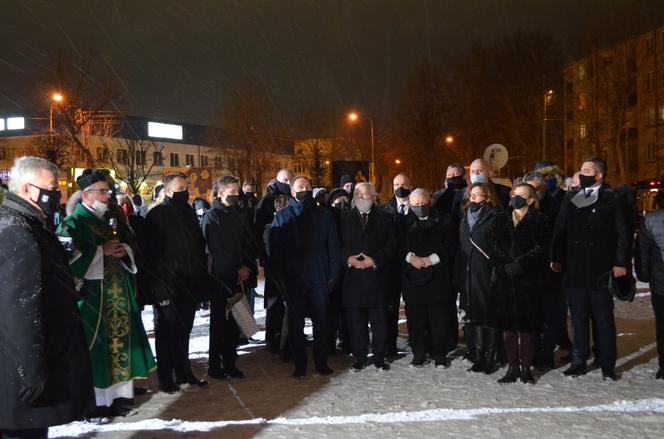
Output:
[355, 198, 373, 214]
[91, 199, 108, 218]
[470, 174, 488, 184]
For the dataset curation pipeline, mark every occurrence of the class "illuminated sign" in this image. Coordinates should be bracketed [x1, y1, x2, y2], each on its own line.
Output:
[148, 121, 183, 140]
[6, 117, 25, 130]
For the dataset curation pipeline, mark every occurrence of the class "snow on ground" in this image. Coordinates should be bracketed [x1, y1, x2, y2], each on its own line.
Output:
[52, 279, 664, 438]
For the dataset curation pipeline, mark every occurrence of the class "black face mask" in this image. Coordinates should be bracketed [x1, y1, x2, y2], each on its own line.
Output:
[412, 204, 430, 218]
[469, 201, 485, 213]
[579, 174, 597, 188]
[446, 176, 466, 189]
[334, 200, 350, 211]
[170, 190, 189, 205]
[225, 195, 240, 206]
[510, 195, 528, 210]
[394, 187, 411, 199]
[295, 190, 313, 204]
[30, 184, 61, 216]
[244, 191, 255, 198]
[276, 181, 291, 196]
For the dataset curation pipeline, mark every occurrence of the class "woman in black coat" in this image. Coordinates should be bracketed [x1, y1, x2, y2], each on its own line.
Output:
[400, 189, 458, 367]
[494, 183, 550, 384]
[456, 182, 512, 375]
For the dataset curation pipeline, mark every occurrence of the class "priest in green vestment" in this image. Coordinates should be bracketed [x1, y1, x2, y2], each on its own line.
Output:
[58, 169, 155, 416]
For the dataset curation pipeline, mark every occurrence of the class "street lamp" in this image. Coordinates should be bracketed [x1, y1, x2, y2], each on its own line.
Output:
[347, 111, 375, 182]
[542, 89, 554, 159]
[444, 135, 454, 145]
[50, 93, 64, 139]
[395, 159, 401, 165]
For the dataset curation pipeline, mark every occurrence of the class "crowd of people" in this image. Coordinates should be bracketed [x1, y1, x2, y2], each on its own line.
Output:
[1, 153, 664, 438]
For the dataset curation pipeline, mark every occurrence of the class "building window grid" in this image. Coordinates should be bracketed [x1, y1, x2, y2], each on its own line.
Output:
[646, 71, 655, 92]
[136, 150, 146, 166]
[579, 123, 587, 139]
[200, 155, 209, 167]
[117, 149, 128, 165]
[647, 142, 656, 162]
[185, 154, 195, 167]
[170, 152, 179, 167]
[153, 151, 164, 166]
[646, 37, 655, 56]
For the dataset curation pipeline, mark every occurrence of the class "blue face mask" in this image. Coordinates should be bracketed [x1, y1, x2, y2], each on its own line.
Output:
[470, 174, 488, 184]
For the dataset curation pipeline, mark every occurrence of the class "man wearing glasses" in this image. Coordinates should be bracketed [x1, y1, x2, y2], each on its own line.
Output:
[58, 168, 155, 417]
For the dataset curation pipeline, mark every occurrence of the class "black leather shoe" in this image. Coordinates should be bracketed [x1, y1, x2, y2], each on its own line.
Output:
[521, 367, 535, 384]
[497, 366, 521, 384]
[160, 382, 181, 394]
[656, 367, 664, 379]
[315, 365, 334, 376]
[411, 353, 426, 368]
[374, 361, 391, 371]
[176, 376, 208, 387]
[207, 367, 229, 380]
[563, 363, 587, 377]
[602, 367, 618, 381]
[351, 359, 368, 371]
[292, 368, 306, 379]
[434, 356, 450, 368]
[227, 367, 245, 379]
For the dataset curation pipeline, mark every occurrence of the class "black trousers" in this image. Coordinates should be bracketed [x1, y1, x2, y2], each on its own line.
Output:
[208, 295, 239, 370]
[566, 287, 617, 369]
[1, 429, 48, 439]
[347, 307, 389, 362]
[539, 289, 567, 362]
[653, 293, 664, 368]
[264, 278, 286, 352]
[406, 302, 455, 358]
[387, 287, 402, 353]
[154, 300, 197, 385]
[286, 284, 330, 371]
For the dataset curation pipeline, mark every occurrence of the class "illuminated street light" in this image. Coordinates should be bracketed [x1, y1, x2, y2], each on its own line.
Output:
[347, 111, 375, 182]
[542, 89, 555, 159]
[444, 135, 454, 145]
[347, 112, 359, 122]
[395, 159, 401, 165]
[50, 92, 64, 139]
[325, 160, 330, 165]
[52, 93, 64, 103]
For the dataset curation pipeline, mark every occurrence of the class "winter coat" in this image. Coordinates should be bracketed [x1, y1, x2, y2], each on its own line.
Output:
[636, 208, 664, 296]
[340, 207, 397, 308]
[550, 184, 631, 290]
[455, 205, 512, 326]
[144, 196, 214, 305]
[202, 199, 258, 294]
[0, 193, 95, 429]
[269, 197, 341, 295]
[432, 186, 466, 219]
[492, 210, 550, 333]
[399, 210, 458, 304]
[379, 197, 409, 301]
[255, 180, 290, 263]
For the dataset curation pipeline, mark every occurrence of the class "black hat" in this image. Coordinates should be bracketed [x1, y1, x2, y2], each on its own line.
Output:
[153, 184, 164, 201]
[76, 168, 107, 190]
[598, 271, 636, 302]
[327, 188, 348, 206]
[404, 266, 434, 286]
[340, 174, 353, 187]
[132, 194, 143, 207]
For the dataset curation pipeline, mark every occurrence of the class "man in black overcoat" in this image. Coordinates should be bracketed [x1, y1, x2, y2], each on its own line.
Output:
[0, 156, 94, 438]
[550, 157, 631, 380]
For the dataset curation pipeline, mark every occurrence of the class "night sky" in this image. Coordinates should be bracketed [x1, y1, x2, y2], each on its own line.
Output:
[1, 0, 663, 127]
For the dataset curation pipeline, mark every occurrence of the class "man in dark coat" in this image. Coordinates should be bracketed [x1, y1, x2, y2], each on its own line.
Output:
[255, 169, 293, 353]
[243, 182, 258, 210]
[144, 172, 211, 392]
[635, 192, 664, 379]
[201, 175, 255, 379]
[550, 157, 631, 380]
[341, 182, 397, 371]
[400, 188, 458, 367]
[469, 159, 511, 208]
[270, 176, 341, 378]
[379, 172, 413, 356]
[432, 163, 467, 219]
[0, 156, 94, 438]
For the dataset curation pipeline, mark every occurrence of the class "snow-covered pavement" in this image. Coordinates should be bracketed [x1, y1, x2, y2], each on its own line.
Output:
[51, 281, 664, 438]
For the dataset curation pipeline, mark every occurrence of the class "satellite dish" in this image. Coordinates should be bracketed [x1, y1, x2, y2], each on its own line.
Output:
[484, 144, 509, 170]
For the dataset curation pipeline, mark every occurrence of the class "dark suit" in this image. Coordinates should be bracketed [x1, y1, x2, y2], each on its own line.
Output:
[340, 207, 397, 363]
[270, 197, 341, 372]
[550, 184, 631, 370]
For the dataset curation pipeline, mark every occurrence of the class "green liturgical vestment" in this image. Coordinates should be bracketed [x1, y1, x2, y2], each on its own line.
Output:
[58, 203, 155, 406]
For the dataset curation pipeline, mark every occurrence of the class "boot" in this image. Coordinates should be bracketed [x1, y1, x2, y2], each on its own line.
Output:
[482, 327, 498, 375]
[497, 366, 521, 384]
[521, 367, 535, 384]
[468, 325, 485, 373]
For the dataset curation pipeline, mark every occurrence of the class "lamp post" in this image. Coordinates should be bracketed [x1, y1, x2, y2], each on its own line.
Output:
[50, 93, 64, 140]
[542, 89, 554, 159]
[348, 111, 375, 182]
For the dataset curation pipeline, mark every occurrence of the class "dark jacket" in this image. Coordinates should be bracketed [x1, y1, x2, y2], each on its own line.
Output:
[379, 197, 410, 299]
[539, 188, 565, 225]
[202, 199, 258, 294]
[270, 197, 341, 294]
[255, 181, 290, 263]
[399, 210, 458, 304]
[550, 184, 631, 290]
[455, 205, 512, 326]
[636, 208, 664, 296]
[493, 210, 550, 332]
[144, 196, 213, 305]
[340, 207, 397, 308]
[432, 186, 466, 219]
[0, 194, 94, 429]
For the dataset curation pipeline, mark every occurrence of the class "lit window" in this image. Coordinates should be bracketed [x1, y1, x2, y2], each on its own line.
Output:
[578, 64, 586, 80]
[579, 123, 587, 139]
[0, 119, 4, 131]
[6, 117, 25, 130]
[186, 154, 195, 166]
[148, 121, 183, 140]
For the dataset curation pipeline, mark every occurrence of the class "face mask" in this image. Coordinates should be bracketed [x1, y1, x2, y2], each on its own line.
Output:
[355, 198, 373, 214]
[579, 174, 597, 188]
[92, 199, 108, 216]
[225, 194, 240, 206]
[295, 190, 313, 204]
[394, 187, 411, 199]
[412, 205, 430, 218]
[170, 190, 190, 205]
[446, 176, 465, 189]
[546, 177, 557, 192]
[510, 195, 528, 210]
[30, 185, 61, 217]
[469, 201, 485, 213]
[333, 200, 350, 211]
[276, 181, 291, 196]
[470, 174, 488, 184]
[244, 191, 254, 197]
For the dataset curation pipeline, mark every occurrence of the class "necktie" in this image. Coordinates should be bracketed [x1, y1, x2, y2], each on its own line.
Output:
[585, 189, 593, 198]
[361, 213, 368, 227]
[399, 204, 406, 215]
